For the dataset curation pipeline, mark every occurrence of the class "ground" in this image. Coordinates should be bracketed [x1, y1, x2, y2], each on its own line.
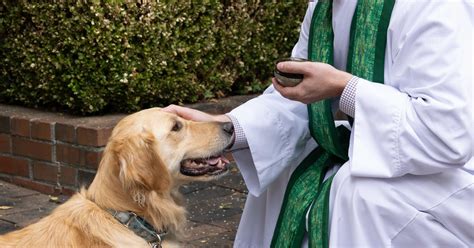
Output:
[0, 163, 247, 247]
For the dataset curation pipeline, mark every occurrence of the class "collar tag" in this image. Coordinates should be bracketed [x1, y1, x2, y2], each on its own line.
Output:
[108, 209, 167, 246]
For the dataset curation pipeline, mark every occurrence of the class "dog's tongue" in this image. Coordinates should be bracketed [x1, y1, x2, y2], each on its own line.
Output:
[206, 155, 230, 168]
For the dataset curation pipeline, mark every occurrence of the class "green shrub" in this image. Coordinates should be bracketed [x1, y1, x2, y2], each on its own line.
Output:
[0, 1, 306, 115]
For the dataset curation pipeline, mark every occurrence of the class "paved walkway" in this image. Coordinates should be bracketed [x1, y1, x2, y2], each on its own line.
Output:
[0, 163, 247, 247]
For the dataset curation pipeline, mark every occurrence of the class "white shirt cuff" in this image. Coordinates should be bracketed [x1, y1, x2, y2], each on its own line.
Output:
[339, 76, 359, 117]
[226, 114, 249, 151]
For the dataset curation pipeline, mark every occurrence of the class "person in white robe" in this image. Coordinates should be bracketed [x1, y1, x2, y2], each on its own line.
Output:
[165, 0, 473, 247]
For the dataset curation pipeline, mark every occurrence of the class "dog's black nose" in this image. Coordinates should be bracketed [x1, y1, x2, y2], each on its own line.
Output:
[222, 122, 234, 136]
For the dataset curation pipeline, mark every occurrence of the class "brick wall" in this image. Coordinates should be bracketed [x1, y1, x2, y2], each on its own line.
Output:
[0, 105, 124, 195]
[0, 95, 255, 195]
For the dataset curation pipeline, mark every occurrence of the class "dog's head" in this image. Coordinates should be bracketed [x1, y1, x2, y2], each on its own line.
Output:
[106, 108, 233, 194]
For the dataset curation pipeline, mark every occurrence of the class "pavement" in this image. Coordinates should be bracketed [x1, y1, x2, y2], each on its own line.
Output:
[0, 163, 247, 247]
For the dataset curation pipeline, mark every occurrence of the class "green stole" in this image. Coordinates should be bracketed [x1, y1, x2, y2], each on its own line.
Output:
[270, 1, 394, 247]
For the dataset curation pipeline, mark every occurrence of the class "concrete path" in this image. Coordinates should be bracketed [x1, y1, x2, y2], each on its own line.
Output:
[0, 163, 247, 247]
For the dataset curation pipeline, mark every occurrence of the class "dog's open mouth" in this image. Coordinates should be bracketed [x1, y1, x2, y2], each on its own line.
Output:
[180, 154, 230, 176]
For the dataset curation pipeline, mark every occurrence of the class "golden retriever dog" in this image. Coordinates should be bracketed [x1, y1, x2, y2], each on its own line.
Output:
[0, 108, 234, 247]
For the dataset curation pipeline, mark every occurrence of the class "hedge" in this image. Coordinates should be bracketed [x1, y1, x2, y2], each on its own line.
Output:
[0, 1, 307, 115]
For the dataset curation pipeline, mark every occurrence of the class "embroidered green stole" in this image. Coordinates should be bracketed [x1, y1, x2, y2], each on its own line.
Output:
[270, 1, 394, 247]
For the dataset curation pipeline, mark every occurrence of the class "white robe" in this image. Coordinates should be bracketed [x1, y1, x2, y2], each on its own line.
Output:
[229, 1, 474, 247]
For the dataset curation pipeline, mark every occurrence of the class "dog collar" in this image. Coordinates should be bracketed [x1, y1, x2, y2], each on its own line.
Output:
[107, 209, 167, 248]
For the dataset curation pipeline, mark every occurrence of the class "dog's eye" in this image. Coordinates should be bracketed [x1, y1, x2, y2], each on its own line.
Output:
[171, 121, 183, 132]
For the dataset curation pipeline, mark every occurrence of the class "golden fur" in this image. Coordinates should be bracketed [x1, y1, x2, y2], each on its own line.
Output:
[0, 108, 233, 247]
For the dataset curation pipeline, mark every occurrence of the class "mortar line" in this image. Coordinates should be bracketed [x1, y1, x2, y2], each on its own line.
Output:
[0, 218, 16, 225]
[51, 122, 63, 194]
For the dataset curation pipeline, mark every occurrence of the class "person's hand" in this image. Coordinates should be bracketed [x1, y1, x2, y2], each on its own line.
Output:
[273, 61, 353, 104]
[162, 104, 231, 123]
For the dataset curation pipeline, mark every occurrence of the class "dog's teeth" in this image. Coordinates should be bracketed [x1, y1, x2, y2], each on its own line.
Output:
[206, 157, 220, 166]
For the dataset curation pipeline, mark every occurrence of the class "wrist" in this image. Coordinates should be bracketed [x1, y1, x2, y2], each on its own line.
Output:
[332, 70, 353, 96]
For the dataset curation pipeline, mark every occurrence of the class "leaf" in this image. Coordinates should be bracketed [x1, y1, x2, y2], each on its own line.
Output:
[48, 195, 60, 203]
[0, 1, 306, 114]
[218, 203, 232, 209]
[0, 206, 13, 210]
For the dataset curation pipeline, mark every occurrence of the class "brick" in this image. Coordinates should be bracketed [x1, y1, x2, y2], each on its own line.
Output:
[61, 187, 77, 196]
[12, 177, 58, 195]
[12, 137, 52, 161]
[78, 170, 96, 188]
[55, 123, 76, 143]
[60, 165, 77, 187]
[11, 117, 30, 137]
[0, 155, 29, 177]
[56, 144, 104, 169]
[0, 115, 10, 134]
[0, 133, 11, 153]
[83, 150, 103, 169]
[32, 162, 58, 183]
[77, 126, 112, 147]
[0, 174, 12, 183]
[56, 143, 81, 165]
[31, 120, 53, 141]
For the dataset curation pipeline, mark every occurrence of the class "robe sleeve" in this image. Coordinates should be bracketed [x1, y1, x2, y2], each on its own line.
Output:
[350, 1, 473, 178]
[229, 86, 317, 197]
[229, 3, 318, 196]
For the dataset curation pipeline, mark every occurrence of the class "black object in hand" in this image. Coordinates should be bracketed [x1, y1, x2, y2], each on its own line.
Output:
[273, 57, 307, 87]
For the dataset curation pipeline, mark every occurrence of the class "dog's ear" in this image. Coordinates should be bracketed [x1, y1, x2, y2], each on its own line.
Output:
[113, 130, 171, 200]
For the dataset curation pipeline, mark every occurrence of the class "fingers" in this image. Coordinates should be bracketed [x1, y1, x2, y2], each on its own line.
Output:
[162, 104, 199, 120]
[272, 78, 300, 101]
[163, 104, 221, 122]
[162, 104, 183, 115]
[161, 104, 178, 114]
[276, 61, 313, 75]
